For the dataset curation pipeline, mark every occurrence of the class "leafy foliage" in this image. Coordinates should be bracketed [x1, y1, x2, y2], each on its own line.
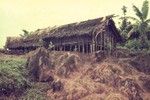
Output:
[19, 29, 31, 38]
[124, 39, 141, 50]
[120, 6, 128, 31]
[119, 6, 132, 39]
[119, 0, 150, 51]
[120, 37, 150, 51]
[142, 0, 149, 19]
[132, 5, 143, 21]
[21, 82, 49, 100]
[127, 0, 150, 40]
[0, 58, 29, 96]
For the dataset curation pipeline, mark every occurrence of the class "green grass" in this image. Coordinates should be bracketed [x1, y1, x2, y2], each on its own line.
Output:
[0, 57, 29, 96]
[21, 82, 49, 100]
[0, 57, 50, 99]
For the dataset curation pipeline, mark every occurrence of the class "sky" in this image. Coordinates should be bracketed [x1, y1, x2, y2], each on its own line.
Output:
[0, 0, 148, 48]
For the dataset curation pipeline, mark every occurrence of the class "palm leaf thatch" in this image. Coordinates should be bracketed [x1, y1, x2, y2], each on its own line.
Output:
[5, 37, 41, 49]
[5, 16, 122, 50]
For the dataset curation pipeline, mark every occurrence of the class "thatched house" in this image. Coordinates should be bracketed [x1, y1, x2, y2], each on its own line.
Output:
[5, 16, 122, 54]
[5, 36, 42, 52]
[5, 29, 48, 52]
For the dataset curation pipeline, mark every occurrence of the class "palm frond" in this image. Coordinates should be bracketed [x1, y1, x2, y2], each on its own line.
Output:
[142, 0, 149, 20]
[147, 25, 150, 31]
[145, 19, 150, 23]
[19, 34, 25, 37]
[138, 22, 148, 33]
[125, 16, 140, 23]
[133, 5, 144, 21]
[127, 25, 138, 38]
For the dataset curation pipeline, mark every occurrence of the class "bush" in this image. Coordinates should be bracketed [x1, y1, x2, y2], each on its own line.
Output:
[125, 39, 141, 50]
[124, 39, 150, 51]
[21, 82, 49, 100]
[0, 58, 29, 96]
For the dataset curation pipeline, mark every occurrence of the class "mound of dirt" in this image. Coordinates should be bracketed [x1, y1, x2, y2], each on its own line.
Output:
[56, 53, 81, 77]
[111, 48, 131, 58]
[27, 47, 54, 82]
[90, 59, 144, 99]
[46, 56, 150, 100]
[129, 53, 150, 75]
[24, 49, 150, 100]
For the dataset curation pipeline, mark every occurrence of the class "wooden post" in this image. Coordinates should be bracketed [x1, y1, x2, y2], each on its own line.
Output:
[96, 36, 98, 51]
[88, 43, 90, 53]
[93, 42, 96, 52]
[104, 33, 106, 54]
[57, 46, 59, 51]
[64, 45, 66, 51]
[60, 46, 62, 51]
[63, 45, 65, 51]
[54, 46, 56, 51]
[90, 43, 93, 53]
[86, 43, 88, 53]
[53, 46, 55, 51]
[93, 39, 96, 52]
[74, 45, 77, 52]
[92, 35, 95, 52]
[69, 45, 72, 51]
[110, 36, 112, 56]
[78, 44, 81, 52]
[100, 33, 102, 50]
[58, 46, 59, 51]
[102, 33, 104, 51]
[56, 46, 58, 51]
[77, 36, 80, 52]
[82, 43, 85, 53]
[97, 33, 100, 51]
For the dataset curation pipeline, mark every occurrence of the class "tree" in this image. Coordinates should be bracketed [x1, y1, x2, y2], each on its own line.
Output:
[20, 29, 31, 38]
[119, 6, 132, 40]
[120, 6, 128, 31]
[127, 0, 150, 42]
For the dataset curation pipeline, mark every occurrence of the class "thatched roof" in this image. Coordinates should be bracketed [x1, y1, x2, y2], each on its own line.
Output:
[5, 37, 42, 49]
[42, 16, 122, 42]
[43, 17, 103, 39]
[5, 15, 122, 49]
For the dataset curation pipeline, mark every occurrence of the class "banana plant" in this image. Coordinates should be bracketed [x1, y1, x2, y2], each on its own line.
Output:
[127, 0, 150, 42]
